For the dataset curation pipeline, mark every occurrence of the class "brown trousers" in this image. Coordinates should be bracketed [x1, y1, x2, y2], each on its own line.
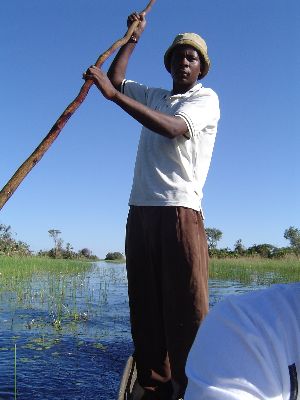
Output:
[125, 206, 209, 399]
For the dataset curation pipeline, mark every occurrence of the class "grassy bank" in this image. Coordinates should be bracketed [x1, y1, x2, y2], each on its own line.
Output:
[209, 257, 300, 285]
[0, 255, 91, 273]
[1, 255, 299, 290]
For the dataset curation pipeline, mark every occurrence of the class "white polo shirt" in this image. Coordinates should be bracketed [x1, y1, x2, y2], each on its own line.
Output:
[185, 283, 300, 400]
[121, 80, 220, 211]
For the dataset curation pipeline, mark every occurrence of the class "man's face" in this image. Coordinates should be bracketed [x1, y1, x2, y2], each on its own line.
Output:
[170, 45, 201, 88]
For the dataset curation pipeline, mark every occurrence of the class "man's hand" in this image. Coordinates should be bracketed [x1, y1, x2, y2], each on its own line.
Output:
[83, 66, 118, 100]
[127, 12, 146, 42]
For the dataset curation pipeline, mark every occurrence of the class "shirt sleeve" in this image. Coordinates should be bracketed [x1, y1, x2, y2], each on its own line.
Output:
[185, 295, 285, 400]
[175, 89, 220, 139]
[121, 79, 148, 106]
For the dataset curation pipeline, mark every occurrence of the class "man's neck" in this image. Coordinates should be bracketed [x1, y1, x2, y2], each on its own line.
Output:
[172, 81, 198, 95]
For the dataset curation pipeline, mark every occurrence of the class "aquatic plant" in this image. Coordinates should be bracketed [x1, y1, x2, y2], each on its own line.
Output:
[0, 256, 95, 331]
[209, 257, 300, 285]
[0, 259, 130, 399]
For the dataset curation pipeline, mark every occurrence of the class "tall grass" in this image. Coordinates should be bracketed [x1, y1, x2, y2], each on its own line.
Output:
[0, 255, 91, 274]
[209, 257, 300, 285]
[0, 256, 95, 331]
[0, 256, 108, 398]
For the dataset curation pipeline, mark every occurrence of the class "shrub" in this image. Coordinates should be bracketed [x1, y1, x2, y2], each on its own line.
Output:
[105, 252, 125, 261]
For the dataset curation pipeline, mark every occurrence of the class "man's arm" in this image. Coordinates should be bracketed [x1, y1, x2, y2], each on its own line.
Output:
[107, 12, 146, 90]
[85, 66, 188, 139]
[84, 12, 188, 139]
[84, 67, 188, 139]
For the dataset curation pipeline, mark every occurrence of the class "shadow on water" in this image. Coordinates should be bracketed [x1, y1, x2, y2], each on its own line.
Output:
[0, 260, 268, 399]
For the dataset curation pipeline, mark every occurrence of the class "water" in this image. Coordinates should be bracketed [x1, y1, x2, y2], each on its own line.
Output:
[0, 262, 267, 400]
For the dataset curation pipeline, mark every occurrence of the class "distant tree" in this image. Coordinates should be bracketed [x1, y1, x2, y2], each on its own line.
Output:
[271, 247, 288, 259]
[0, 224, 11, 241]
[79, 248, 92, 258]
[105, 251, 125, 261]
[79, 248, 99, 261]
[48, 229, 62, 258]
[247, 243, 277, 258]
[62, 242, 74, 259]
[0, 223, 31, 256]
[234, 239, 245, 255]
[205, 228, 223, 250]
[284, 226, 300, 254]
[209, 247, 237, 259]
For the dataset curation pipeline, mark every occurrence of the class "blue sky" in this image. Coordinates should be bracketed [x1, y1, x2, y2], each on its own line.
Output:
[1, 0, 299, 258]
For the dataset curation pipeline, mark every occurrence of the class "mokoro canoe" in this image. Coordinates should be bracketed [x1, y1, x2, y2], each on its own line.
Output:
[117, 355, 143, 400]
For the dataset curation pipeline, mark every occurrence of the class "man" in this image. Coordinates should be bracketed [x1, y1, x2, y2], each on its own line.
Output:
[84, 12, 220, 400]
[185, 283, 300, 400]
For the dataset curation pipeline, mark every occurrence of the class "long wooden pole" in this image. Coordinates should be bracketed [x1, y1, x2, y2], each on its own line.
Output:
[0, 0, 156, 211]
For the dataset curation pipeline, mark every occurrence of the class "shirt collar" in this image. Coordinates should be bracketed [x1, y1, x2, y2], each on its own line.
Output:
[169, 82, 203, 98]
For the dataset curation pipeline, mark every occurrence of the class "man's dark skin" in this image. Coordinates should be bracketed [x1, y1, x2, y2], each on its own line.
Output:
[84, 12, 204, 399]
[84, 12, 202, 139]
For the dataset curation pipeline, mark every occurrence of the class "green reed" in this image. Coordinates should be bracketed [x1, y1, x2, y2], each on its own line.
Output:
[0, 256, 95, 331]
[0, 256, 91, 276]
[209, 257, 300, 285]
[14, 344, 17, 400]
